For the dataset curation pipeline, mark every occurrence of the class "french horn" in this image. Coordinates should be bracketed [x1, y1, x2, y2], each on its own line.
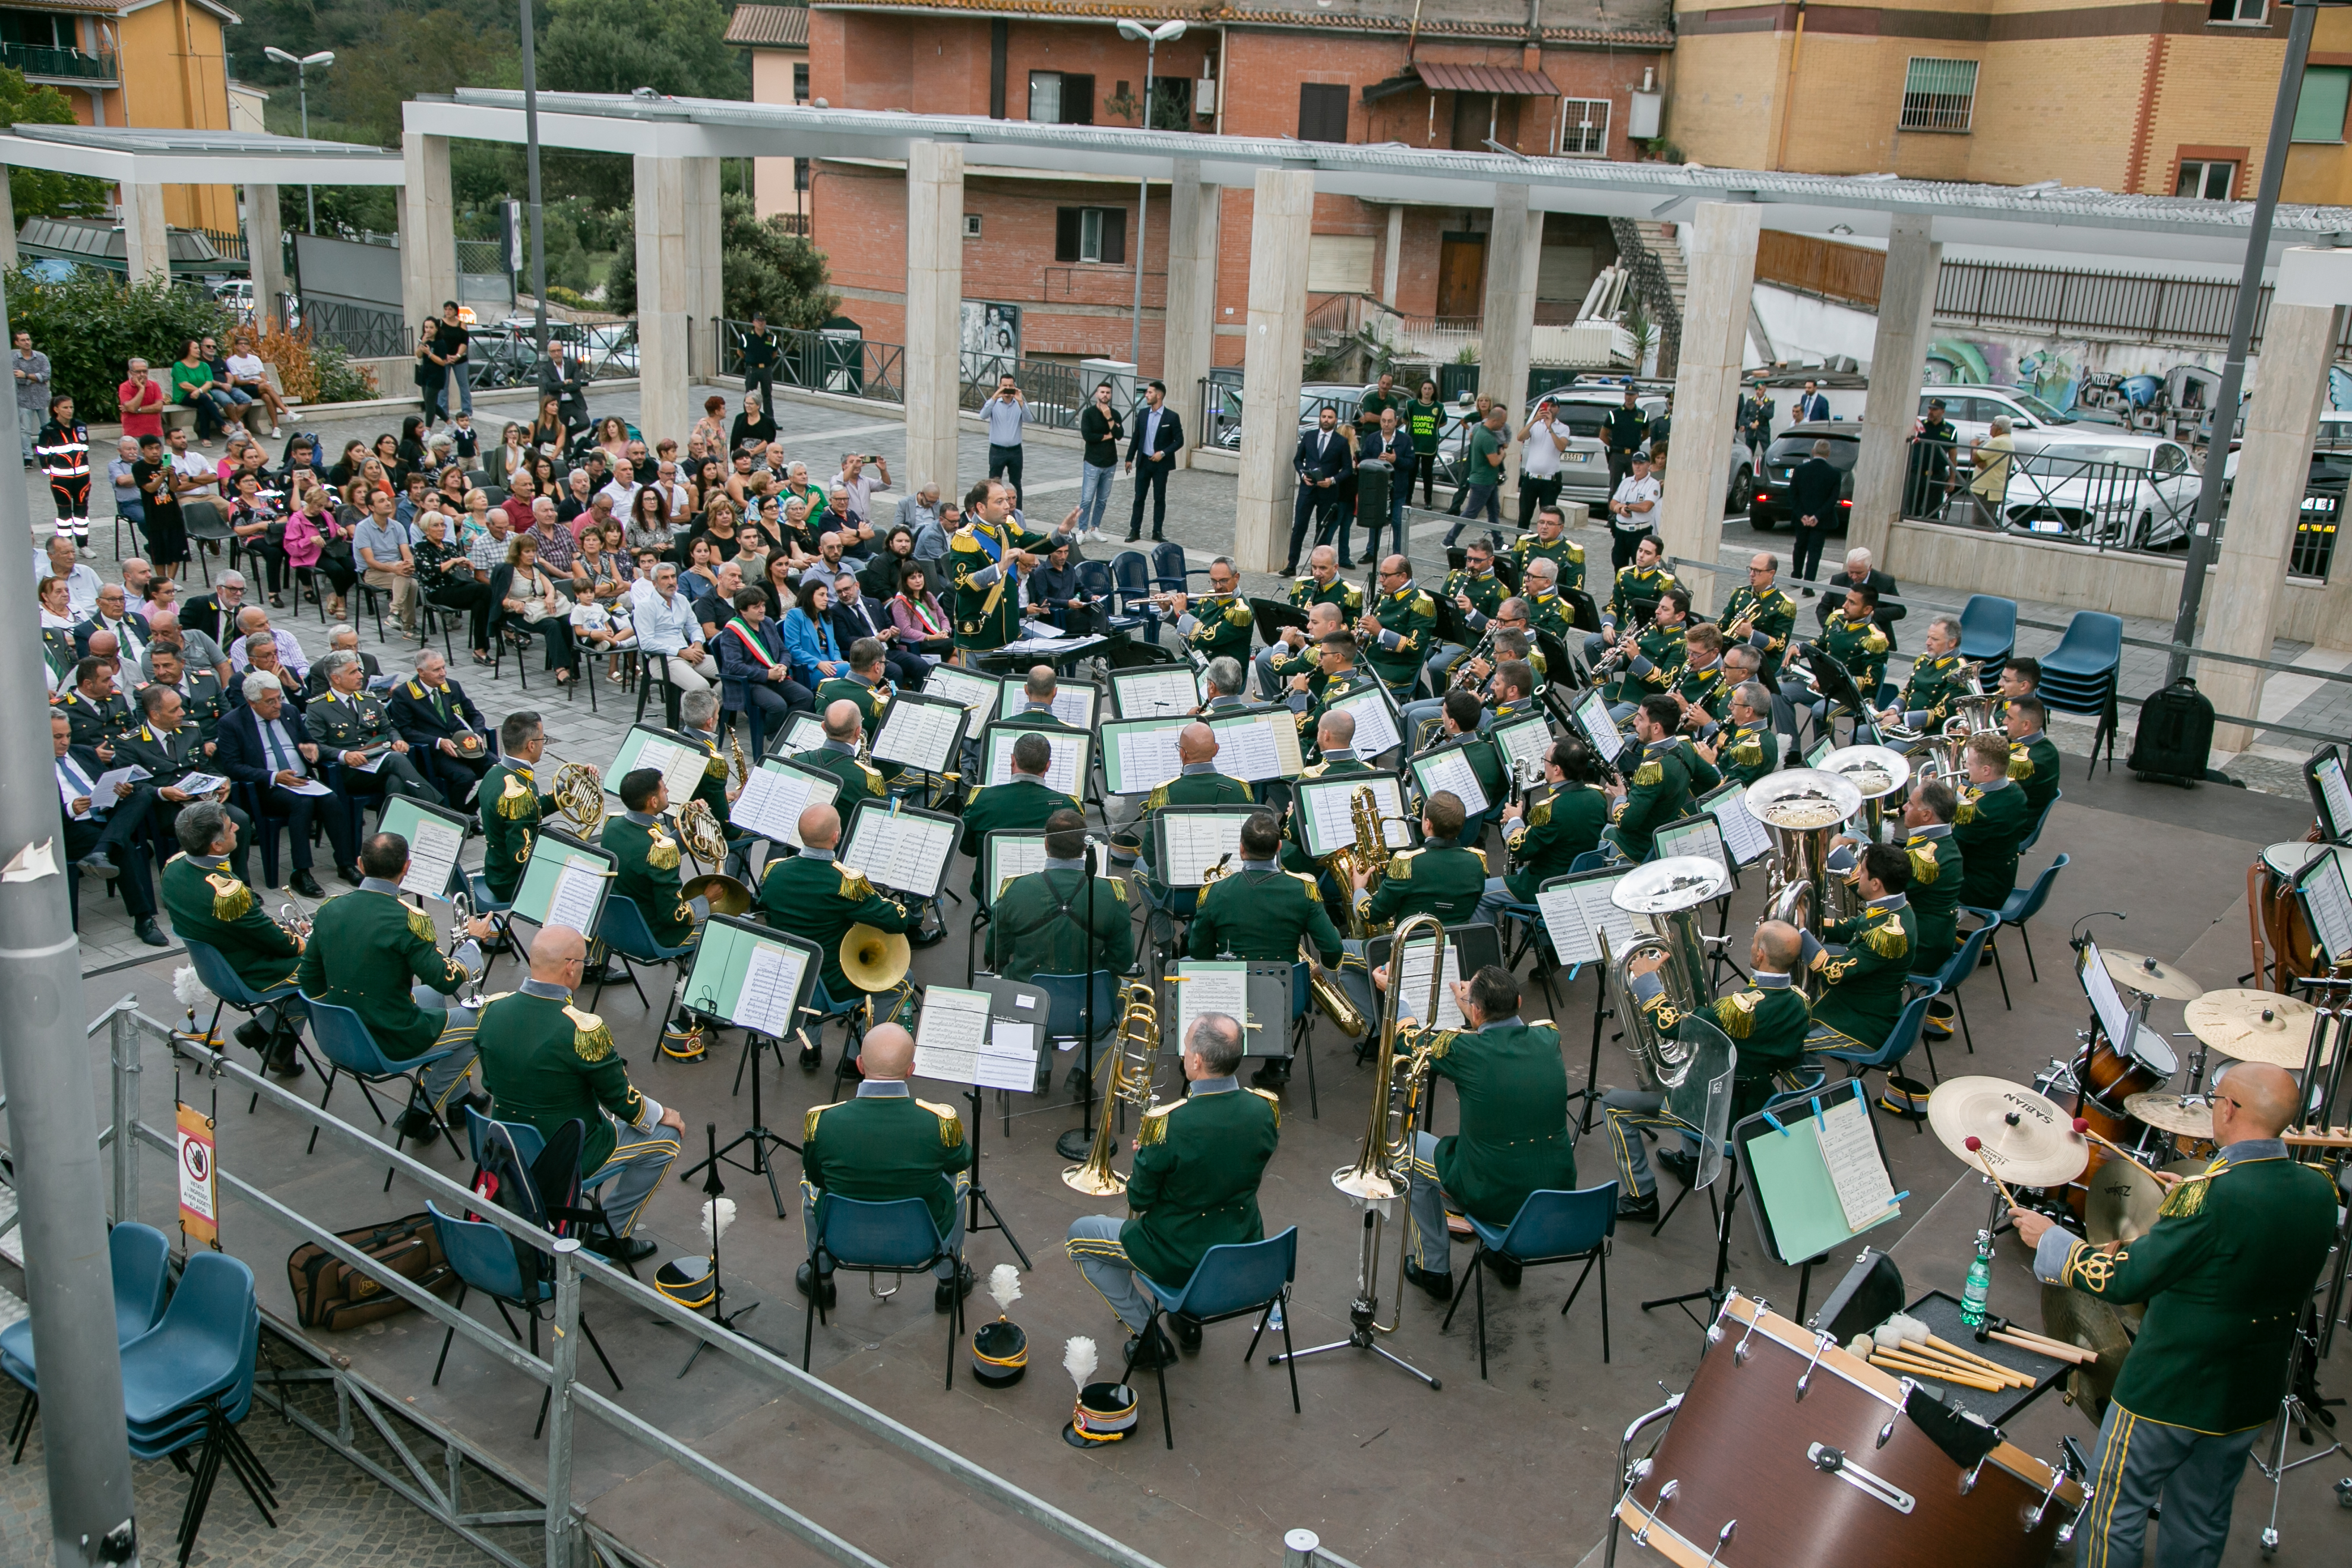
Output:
[551, 761, 607, 837]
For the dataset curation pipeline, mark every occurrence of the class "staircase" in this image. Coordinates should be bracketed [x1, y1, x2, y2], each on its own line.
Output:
[1609, 219, 1688, 377]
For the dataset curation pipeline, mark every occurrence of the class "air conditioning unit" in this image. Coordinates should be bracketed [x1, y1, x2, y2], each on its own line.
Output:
[1194, 77, 1216, 116]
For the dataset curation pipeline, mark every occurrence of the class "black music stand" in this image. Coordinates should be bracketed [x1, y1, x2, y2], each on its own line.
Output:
[675, 921, 823, 1219]
[1564, 587, 1602, 636]
[944, 979, 1043, 1270]
[1639, 1149, 1746, 1329]
[1054, 840, 1108, 1164]
[1797, 642, 1869, 747]
[1248, 598, 1308, 646]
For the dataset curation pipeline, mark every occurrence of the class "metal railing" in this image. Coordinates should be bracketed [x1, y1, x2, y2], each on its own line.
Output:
[191, 227, 247, 265]
[1198, 376, 1241, 451]
[85, 998, 1166, 1568]
[298, 298, 411, 359]
[962, 355, 1085, 432]
[2, 40, 114, 80]
[718, 318, 904, 404]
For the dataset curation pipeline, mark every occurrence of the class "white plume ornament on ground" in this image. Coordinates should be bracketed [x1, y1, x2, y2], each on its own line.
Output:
[1064, 1336, 1098, 1389]
[172, 966, 207, 1011]
[700, 1197, 736, 1245]
[988, 1263, 1022, 1316]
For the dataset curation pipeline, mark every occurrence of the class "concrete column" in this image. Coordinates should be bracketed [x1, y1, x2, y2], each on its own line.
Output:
[399, 132, 457, 332]
[1382, 203, 1403, 307]
[1235, 169, 1314, 573]
[1162, 159, 1219, 472]
[903, 141, 965, 498]
[245, 183, 286, 327]
[0, 173, 15, 269]
[682, 158, 723, 384]
[633, 155, 720, 444]
[121, 182, 169, 285]
[2202, 297, 2338, 751]
[1654, 201, 1761, 614]
[1847, 217, 1941, 563]
[1478, 184, 1542, 519]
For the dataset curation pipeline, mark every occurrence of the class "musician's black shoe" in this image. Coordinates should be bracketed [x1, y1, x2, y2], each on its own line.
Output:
[587, 1233, 658, 1265]
[289, 870, 324, 898]
[1171, 1312, 1203, 1354]
[935, 1262, 976, 1313]
[444, 1090, 492, 1130]
[1482, 1252, 1523, 1290]
[1618, 1191, 1661, 1222]
[1123, 1324, 1180, 1371]
[235, 1019, 271, 1051]
[396, 1107, 441, 1143]
[1279, 561, 1297, 576]
[1404, 1262, 1453, 1303]
[799, 1039, 824, 1072]
[266, 1044, 305, 1080]
[1250, 1058, 1292, 1090]
[795, 1263, 837, 1309]
[135, 916, 168, 947]
[337, 863, 363, 887]
[1657, 1148, 1699, 1187]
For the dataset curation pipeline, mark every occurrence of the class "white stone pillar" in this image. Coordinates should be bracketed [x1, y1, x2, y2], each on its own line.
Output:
[633, 155, 719, 444]
[682, 158, 723, 384]
[1162, 159, 1219, 472]
[1847, 217, 1941, 564]
[122, 183, 169, 286]
[245, 184, 286, 327]
[399, 132, 457, 331]
[1654, 201, 1760, 614]
[1382, 203, 1403, 307]
[0, 174, 16, 269]
[1478, 184, 1542, 520]
[1235, 169, 1314, 574]
[2202, 298, 2338, 751]
[903, 142, 965, 498]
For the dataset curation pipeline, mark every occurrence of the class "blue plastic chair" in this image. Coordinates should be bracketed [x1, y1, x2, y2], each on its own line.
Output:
[1441, 1185, 1618, 1382]
[426, 1201, 622, 1439]
[804, 976, 871, 1085]
[1815, 990, 1939, 1131]
[1910, 918, 2003, 1070]
[802, 1194, 963, 1389]
[1128, 1228, 1301, 1449]
[183, 938, 320, 1110]
[1108, 550, 1155, 628]
[1074, 557, 1146, 637]
[1956, 594, 2018, 666]
[2018, 789, 2061, 855]
[116, 1252, 273, 1564]
[299, 991, 466, 1181]
[2040, 612, 2123, 691]
[1964, 852, 2070, 1007]
[1034, 972, 1120, 1098]
[4, 1222, 173, 1463]
[1146, 540, 1205, 598]
[461, 1106, 635, 1272]
[589, 893, 695, 1014]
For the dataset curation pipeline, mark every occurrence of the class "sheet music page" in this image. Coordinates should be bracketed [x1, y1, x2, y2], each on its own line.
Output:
[1575, 876, 1638, 962]
[1115, 668, 1199, 719]
[989, 731, 1084, 796]
[733, 941, 806, 1038]
[1656, 818, 1730, 878]
[1708, 788, 1773, 867]
[843, 810, 954, 894]
[1113, 724, 1186, 795]
[1256, 713, 1305, 777]
[989, 836, 1050, 900]
[927, 665, 1000, 719]
[1332, 689, 1401, 758]
[1537, 884, 1602, 966]
[731, 764, 834, 847]
[779, 713, 828, 755]
[873, 698, 963, 773]
[1161, 814, 1248, 887]
[546, 857, 603, 933]
[1414, 747, 1489, 815]
[402, 815, 464, 899]
[2303, 855, 2352, 965]
[1575, 693, 1624, 768]
[1299, 776, 1409, 856]
[2080, 938, 2136, 1048]
[1494, 716, 1551, 778]
[1816, 1094, 1897, 1232]
[913, 985, 994, 1085]
[973, 1019, 1038, 1093]
[1174, 962, 1251, 1051]
[2319, 754, 2352, 839]
[631, 735, 682, 791]
[1209, 714, 1301, 782]
[1395, 935, 1465, 1029]
[1050, 687, 1094, 728]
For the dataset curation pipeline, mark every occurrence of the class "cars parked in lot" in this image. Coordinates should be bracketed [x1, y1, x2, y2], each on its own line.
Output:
[1988, 432, 2198, 548]
[1746, 421, 1855, 533]
[1919, 384, 2081, 442]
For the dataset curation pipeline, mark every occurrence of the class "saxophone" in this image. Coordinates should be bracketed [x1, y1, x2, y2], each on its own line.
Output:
[730, 729, 750, 786]
[1325, 785, 1398, 940]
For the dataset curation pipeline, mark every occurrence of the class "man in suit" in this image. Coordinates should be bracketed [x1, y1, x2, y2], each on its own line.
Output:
[828, 574, 925, 691]
[52, 710, 164, 944]
[1812, 546, 1907, 649]
[216, 674, 349, 895]
[1793, 379, 1832, 423]
[1283, 406, 1354, 576]
[1354, 404, 1415, 568]
[388, 651, 494, 810]
[1124, 378, 1184, 543]
[182, 571, 248, 647]
[74, 580, 148, 667]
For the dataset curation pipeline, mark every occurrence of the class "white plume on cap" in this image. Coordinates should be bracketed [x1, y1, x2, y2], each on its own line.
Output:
[1064, 1335, 1097, 1389]
[988, 1263, 1022, 1314]
[172, 966, 208, 1010]
[700, 1197, 736, 1245]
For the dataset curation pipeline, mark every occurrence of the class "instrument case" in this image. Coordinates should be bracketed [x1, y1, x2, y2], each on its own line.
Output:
[2126, 676, 2215, 787]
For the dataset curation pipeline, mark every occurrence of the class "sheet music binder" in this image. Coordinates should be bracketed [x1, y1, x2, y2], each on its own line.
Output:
[1150, 806, 1259, 889]
[870, 690, 969, 774]
[378, 795, 476, 900]
[981, 830, 1050, 909]
[727, 756, 840, 848]
[511, 829, 619, 933]
[1166, 961, 1294, 1058]
[679, 917, 822, 1037]
[1737, 1079, 1903, 1267]
[840, 798, 959, 900]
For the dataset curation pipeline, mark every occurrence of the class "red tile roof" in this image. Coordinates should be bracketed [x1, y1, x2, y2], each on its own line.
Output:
[728, 3, 811, 47]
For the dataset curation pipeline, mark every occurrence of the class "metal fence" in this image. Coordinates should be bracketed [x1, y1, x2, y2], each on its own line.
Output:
[298, 298, 412, 359]
[718, 318, 905, 404]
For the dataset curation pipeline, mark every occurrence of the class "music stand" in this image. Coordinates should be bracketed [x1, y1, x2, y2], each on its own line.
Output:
[913, 981, 1041, 1270]
[1797, 642, 1869, 746]
[1563, 589, 1603, 636]
[1718, 1080, 1901, 1329]
[674, 918, 823, 1218]
[599, 722, 709, 805]
[839, 798, 959, 902]
[1408, 735, 1500, 822]
[1248, 598, 1308, 647]
[678, 1120, 763, 1377]
[1535, 868, 1643, 1129]
[2304, 744, 2352, 843]
[511, 830, 618, 953]
[725, 756, 840, 850]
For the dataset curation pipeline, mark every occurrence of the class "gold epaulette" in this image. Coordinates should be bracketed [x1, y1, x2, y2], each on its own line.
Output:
[804, 1100, 843, 1142]
[2008, 749, 2033, 779]
[2158, 1158, 2227, 1218]
[1863, 627, 1888, 653]
[1529, 799, 1553, 828]
[1139, 1101, 1176, 1145]
[1633, 760, 1663, 788]
[1145, 783, 1171, 811]
[838, 866, 878, 900]
[1247, 1085, 1281, 1126]
[645, 829, 681, 871]
[1226, 602, 1252, 627]
[1389, 849, 1417, 880]
[704, 753, 729, 779]
[949, 530, 985, 554]
[917, 1098, 966, 1146]
[1715, 991, 1760, 1039]
[405, 905, 436, 943]
[859, 763, 884, 793]
[1468, 846, 1487, 869]
[1413, 591, 1435, 611]
[1907, 844, 1940, 884]
[1343, 583, 1364, 608]
[1862, 918, 1908, 960]
[1567, 541, 1586, 562]
[1108, 878, 1127, 903]
[1287, 870, 1319, 890]
[567, 1003, 615, 1063]
[1734, 739, 1763, 766]
[497, 772, 535, 818]
[1955, 798, 1978, 826]
[1064, 793, 1083, 811]
[205, 872, 252, 922]
[406, 680, 425, 698]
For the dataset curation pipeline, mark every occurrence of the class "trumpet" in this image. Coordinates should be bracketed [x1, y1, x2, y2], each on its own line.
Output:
[1063, 981, 1162, 1196]
[277, 902, 313, 945]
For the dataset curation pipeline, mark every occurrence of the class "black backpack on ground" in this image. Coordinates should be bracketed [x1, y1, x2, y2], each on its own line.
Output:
[2127, 676, 2215, 787]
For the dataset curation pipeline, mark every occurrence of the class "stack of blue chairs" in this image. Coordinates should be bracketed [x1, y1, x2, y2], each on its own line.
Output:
[2037, 611, 2124, 769]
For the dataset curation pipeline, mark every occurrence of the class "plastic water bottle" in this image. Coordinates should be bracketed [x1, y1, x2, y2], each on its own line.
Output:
[1268, 1300, 1284, 1333]
[1960, 1229, 1994, 1328]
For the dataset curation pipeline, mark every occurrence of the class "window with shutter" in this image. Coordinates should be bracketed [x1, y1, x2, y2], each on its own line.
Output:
[1099, 207, 1126, 264]
[1061, 73, 1095, 124]
[1298, 83, 1349, 143]
[1055, 208, 1082, 263]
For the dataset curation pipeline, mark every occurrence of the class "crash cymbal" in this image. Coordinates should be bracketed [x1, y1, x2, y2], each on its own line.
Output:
[2100, 949, 2205, 1002]
[2182, 989, 2329, 1068]
[1927, 1076, 2089, 1188]
[2123, 1091, 2215, 1140]
[2084, 1158, 2205, 1247]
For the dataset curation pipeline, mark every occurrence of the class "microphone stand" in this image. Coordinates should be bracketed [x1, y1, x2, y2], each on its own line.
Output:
[678, 1122, 763, 1377]
[1055, 839, 1100, 1162]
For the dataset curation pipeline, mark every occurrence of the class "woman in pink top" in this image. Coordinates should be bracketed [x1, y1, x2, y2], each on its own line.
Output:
[117, 358, 166, 441]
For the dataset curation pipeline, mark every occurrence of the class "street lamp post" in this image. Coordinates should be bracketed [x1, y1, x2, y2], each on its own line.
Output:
[1116, 19, 1186, 381]
[520, 0, 548, 358]
[262, 47, 335, 233]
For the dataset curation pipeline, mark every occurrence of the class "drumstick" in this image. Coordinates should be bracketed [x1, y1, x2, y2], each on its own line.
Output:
[1922, 1332, 2032, 1384]
[1962, 1136, 2019, 1209]
[2070, 1118, 2168, 1186]
[1987, 1329, 2098, 1366]
[1869, 1351, 2006, 1393]
[1893, 1337, 2032, 1388]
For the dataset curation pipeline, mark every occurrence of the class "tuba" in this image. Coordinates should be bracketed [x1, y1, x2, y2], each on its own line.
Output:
[552, 762, 607, 837]
[1744, 769, 1864, 948]
[1332, 913, 1447, 1336]
[1819, 744, 1912, 846]
[1063, 981, 1162, 1196]
[1603, 856, 1728, 1092]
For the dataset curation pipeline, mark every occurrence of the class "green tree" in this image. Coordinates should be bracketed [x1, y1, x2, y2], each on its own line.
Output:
[603, 192, 838, 328]
[2, 267, 231, 419]
[0, 69, 110, 219]
[538, 0, 743, 100]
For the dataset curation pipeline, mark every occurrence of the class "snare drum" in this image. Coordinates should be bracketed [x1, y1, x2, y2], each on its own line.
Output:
[1616, 1294, 2078, 1568]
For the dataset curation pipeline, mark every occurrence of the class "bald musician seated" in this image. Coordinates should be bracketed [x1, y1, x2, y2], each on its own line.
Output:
[477, 925, 685, 1264]
[798, 1022, 974, 1312]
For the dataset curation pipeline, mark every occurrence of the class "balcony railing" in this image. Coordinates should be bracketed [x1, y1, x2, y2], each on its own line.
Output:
[1, 42, 115, 80]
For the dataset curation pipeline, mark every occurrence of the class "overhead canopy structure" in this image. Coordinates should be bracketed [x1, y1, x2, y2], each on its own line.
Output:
[0, 124, 404, 186]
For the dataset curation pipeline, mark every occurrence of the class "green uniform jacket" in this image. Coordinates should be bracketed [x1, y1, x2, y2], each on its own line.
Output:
[949, 518, 1060, 650]
[1676, 662, 1731, 727]
[1893, 651, 1968, 728]
[959, 776, 1083, 900]
[477, 989, 650, 1172]
[2009, 733, 2061, 819]
[1180, 594, 1254, 665]
[1138, 768, 1254, 881]
[1720, 584, 1797, 682]
[1953, 779, 2030, 910]
[602, 814, 694, 949]
[1441, 568, 1504, 623]
[1264, 637, 1322, 695]
[2046, 1148, 2338, 1431]
[986, 867, 1135, 981]
[1288, 574, 1362, 617]
[804, 1088, 972, 1238]
[1188, 864, 1343, 966]
[1525, 590, 1577, 644]
[1819, 608, 1890, 696]
[1810, 897, 1917, 1044]
[1413, 1019, 1576, 1226]
[481, 761, 558, 903]
[1121, 1082, 1281, 1284]
[1514, 534, 1585, 595]
[1504, 785, 1610, 900]
[1364, 586, 1437, 687]
[1608, 622, 1686, 706]
[1609, 738, 1696, 862]
[758, 851, 918, 998]
[162, 854, 301, 993]
[1904, 829, 1965, 972]
[802, 743, 886, 818]
[1607, 564, 1676, 627]
[1360, 842, 1488, 928]
[818, 675, 903, 782]
[296, 886, 471, 1059]
[1719, 720, 1779, 788]
[1649, 982, 1812, 1121]
[1280, 754, 1375, 876]
[306, 687, 402, 758]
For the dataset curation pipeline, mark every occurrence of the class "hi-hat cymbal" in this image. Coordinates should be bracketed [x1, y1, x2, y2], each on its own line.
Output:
[2182, 989, 2329, 1068]
[2084, 1157, 2206, 1247]
[1927, 1076, 2089, 1188]
[2123, 1092, 2215, 1140]
[2100, 949, 2205, 1002]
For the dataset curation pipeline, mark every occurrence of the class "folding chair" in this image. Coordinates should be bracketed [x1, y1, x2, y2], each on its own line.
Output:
[1126, 1228, 1300, 1449]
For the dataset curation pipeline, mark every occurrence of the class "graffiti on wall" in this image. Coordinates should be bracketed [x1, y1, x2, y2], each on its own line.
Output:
[1924, 336, 2236, 441]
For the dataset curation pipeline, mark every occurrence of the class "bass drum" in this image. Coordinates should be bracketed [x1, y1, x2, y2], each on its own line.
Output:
[1617, 1294, 2078, 1567]
[2251, 839, 2328, 994]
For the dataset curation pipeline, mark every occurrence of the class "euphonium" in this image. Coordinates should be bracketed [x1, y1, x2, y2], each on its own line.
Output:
[1333, 913, 1447, 1205]
[1063, 981, 1162, 1196]
[1743, 768, 1864, 949]
[551, 761, 607, 837]
[1602, 856, 1728, 1093]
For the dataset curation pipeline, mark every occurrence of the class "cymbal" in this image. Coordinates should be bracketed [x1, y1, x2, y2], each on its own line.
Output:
[2100, 949, 2204, 1002]
[2182, 989, 2329, 1068]
[1927, 1076, 2089, 1188]
[2084, 1157, 2204, 1247]
[2123, 1092, 2214, 1140]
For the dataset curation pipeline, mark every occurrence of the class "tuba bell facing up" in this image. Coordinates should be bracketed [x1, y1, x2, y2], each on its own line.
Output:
[1063, 981, 1164, 1196]
[1744, 767, 1864, 943]
[1819, 744, 1912, 846]
[1604, 856, 1729, 1093]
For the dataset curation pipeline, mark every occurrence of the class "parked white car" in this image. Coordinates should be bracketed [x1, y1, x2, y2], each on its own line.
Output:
[1920, 384, 2082, 442]
[1987, 431, 2199, 548]
[1528, 390, 1754, 515]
